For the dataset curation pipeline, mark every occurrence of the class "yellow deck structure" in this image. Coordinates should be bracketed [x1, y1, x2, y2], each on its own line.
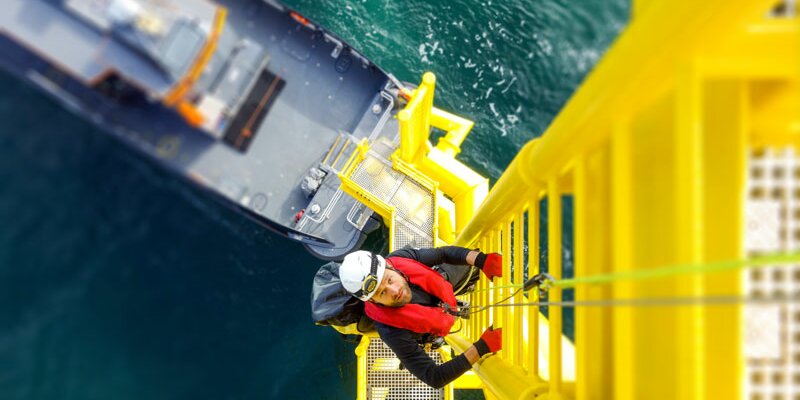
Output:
[340, 0, 800, 398]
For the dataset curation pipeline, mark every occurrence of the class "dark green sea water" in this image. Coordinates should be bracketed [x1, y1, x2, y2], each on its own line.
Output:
[0, 1, 627, 398]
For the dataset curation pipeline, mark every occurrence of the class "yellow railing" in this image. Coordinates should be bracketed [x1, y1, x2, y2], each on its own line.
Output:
[397, 72, 488, 241]
[445, 1, 799, 399]
[338, 138, 400, 250]
[339, 73, 488, 250]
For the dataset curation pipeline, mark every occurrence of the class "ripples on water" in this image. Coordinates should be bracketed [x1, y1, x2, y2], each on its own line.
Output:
[0, 1, 627, 398]
[290, 0, 627, 178]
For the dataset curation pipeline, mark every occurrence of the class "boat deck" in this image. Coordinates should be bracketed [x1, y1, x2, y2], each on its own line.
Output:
[0, 0, 398, 255]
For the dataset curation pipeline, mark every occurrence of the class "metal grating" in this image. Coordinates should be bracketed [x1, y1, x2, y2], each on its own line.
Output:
[352, 155, 403, 202]
[365, 337, 444, 400]
[744, 147, 800, 399]
[349, 151, 434, 249]
[394, 215, 433, 249]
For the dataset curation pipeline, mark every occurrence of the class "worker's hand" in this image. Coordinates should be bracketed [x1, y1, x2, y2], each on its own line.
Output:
[476, 253, 503, 281]
[474, 326, 502, 357]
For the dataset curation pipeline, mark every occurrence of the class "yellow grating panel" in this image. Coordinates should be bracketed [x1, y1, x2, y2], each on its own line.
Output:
[393, 217, 433, 250]
[349, 151, 435, 250]
[394, 177, 435, 230]
[351, 155, 403, 202]
[365, 337, 443, 400]
[744, 148, 800, 399]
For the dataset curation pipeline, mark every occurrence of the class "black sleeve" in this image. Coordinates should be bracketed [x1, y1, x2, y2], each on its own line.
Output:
[387, 246, 472, 268]
[375, 323, 472, 389]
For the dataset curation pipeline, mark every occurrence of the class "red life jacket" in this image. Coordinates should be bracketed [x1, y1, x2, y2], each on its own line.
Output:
[364, 256, 457, 337]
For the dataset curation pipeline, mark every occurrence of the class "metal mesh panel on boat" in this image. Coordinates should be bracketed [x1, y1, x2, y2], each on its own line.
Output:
[744, 148, 800, 400]
[349, 151, 434, 249]
[365, 337, 444, 400]
[394, 215, 433, 249]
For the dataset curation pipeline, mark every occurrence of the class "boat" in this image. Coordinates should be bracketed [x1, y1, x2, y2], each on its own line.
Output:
[0, 0, 417, 260]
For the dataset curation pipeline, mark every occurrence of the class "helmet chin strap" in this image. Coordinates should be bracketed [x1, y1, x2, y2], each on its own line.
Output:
[354, 253, 381, 300]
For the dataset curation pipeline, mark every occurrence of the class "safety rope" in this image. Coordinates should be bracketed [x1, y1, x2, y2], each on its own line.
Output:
[464, 288, 523, 314]
[552, 251, 800, 289]
[475, 293, 800, 309]
[459, 251, 800, 314]
[468, 251, 800, 292]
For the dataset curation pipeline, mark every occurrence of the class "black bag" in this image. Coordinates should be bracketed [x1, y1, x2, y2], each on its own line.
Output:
[310, 262, 373, 330]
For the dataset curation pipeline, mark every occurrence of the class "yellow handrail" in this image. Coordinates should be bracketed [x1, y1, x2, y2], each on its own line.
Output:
[445, 1, 798, 399]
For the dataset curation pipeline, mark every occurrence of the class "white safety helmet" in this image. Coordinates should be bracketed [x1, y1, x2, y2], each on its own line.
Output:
[340, 250, 386, 301]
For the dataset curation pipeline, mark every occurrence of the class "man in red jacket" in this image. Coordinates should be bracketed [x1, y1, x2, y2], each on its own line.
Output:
[340, 246, 503, 389]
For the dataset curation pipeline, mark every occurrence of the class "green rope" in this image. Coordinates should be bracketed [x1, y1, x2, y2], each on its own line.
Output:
[551, 251, 800, 289]
[459, 252, 800, 304]
[461, 252, 800, 313]
[474, 293, 800, 310]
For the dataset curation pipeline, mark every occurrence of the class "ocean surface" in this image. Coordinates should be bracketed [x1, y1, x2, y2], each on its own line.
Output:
[0, 1, 628, 398]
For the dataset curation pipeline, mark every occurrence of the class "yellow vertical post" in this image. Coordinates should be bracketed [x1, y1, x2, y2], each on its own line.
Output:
[574, 157, 588, 400]
[488, 231, 497, 328]
[547, 178, 563, 396]
[355, 337, 370, 400]
[519, 205, 531, 374]
[470, 266, 478, 338]
[438, 193, 455, 244]
[472, 241, 480, 338]
[396, 72, 434, 164]
[701, 80, 747, 400]
[528, 198, 540, 379]
[611, 120, 634, 400]
[675, 63, 705, 400]
[481, 235, 489, 335]
[513, 209, 524, 366]
[483, 233, 489, 332]
[482, 235, 489, 332]
[397, 109, 414, 162]
[502, 220, 512, 360]
[575, 149, 613, 400]
[490, 231, 495, 331]
[508, 215, 517, 366]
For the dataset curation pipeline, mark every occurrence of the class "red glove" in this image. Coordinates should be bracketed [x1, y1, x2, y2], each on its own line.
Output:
[477, 253, 503, 281]
[474, 326, 502, 356]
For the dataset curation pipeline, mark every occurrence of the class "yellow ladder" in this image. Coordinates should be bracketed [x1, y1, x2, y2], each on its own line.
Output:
[446, 1, 800, 399]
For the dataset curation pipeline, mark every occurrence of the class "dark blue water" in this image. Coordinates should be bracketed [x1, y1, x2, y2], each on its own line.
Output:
[0, 1, 627, 398]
